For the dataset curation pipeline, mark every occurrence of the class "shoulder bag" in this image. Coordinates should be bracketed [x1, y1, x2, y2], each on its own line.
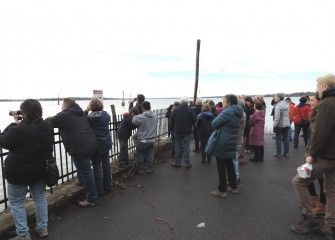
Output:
[33, 123, 59, 187]
[205, 128, 221, 155]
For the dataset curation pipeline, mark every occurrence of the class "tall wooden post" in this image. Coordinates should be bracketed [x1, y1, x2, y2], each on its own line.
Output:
[193, 39, 201, 104]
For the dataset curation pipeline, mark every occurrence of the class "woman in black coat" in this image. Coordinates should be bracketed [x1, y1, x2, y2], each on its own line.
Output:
[0, 99, 54, 239]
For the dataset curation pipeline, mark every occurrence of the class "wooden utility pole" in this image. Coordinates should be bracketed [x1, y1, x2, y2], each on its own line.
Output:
[193, 39, 201, 104]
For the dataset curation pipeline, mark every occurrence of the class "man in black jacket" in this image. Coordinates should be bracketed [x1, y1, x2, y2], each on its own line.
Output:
[47, 98, 98, 207]
[171, 97, 196, 168]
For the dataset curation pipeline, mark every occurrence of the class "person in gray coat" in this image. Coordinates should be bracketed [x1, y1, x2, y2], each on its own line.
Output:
[132, 101, 158, 174]
[272, 93, 291, 158]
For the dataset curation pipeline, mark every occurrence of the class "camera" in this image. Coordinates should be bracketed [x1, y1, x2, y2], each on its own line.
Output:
[9, 110, 22, 116]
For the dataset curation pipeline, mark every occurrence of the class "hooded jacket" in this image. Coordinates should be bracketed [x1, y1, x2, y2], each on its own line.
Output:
[195, 111, 214, 142]
[249, 110, 265, 146]
[0, 118, 54, 185]
[47, 103, 97, 155]
[273, 100, 290, 128]
[87, 111, 112, 154]
[132, 111, 158, 142]
[309, 88, 335, 160]
[208, 105, 243, 159]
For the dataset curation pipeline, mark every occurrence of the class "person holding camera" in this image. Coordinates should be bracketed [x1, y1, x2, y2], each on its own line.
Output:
[0, 99, 54, 240]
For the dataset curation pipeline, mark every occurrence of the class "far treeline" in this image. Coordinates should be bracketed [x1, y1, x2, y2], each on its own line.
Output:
[0, 92, 315, 102]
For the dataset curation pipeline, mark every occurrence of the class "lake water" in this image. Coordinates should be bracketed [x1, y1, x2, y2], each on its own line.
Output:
[0, 97, 301, 132]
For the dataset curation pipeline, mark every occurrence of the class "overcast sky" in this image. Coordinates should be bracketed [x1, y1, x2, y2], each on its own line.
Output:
[0, 0, 334, 99]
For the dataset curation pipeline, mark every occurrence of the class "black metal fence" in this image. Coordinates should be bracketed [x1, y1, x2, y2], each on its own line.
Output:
[0, 109, 168, 212]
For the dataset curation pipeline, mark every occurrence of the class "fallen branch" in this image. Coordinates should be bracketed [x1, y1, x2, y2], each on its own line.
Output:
[156, 217, 174, 231]
[140, 197, 155, 209]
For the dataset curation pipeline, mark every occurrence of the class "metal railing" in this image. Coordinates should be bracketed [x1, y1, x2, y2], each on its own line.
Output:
[0, 108, 168, 212]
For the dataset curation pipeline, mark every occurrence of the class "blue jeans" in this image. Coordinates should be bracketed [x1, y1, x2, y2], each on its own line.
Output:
[175, 134, 191, 165]
[7, 180, 48, 237]
[233, 145, 241, 178]
[275, 127, 290, 155]
[92, 152, 112, 194]
[136, 142, 155, 172]
[294, 124, 309, 147]
[72, 153, 97, 203]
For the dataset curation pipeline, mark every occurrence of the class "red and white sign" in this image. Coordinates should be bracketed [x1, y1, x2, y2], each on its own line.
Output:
[93, 90, 103, 100]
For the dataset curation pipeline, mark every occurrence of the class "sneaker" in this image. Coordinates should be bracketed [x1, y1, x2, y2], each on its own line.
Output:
[35, 227, 48, 238]
[244, 150, 252, 154]
[8, 235, 31, 240]
[319, 224, 335, 239]
[273, 153, 282, 158]
[78, 199, 97, 207]
[146, 169, 153, 174]
[290, 214, 322, 234]
[283, 154, 289, 158]
[210, 190, 227, 198]
[236, 178, 243, 187]
[135, 170, 143, 175]
[239, 159, 248, 165]
[171, 162, 181, 168]
[228, 187, 239, 194]
[294, 145, 298, 148]
[185, 164, 192, 169]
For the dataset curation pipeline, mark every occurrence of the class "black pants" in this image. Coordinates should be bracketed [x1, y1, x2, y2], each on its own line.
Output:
[193, 127, 200, 150]
[216, 158, 236, 192]
[252, 145, 264, 161]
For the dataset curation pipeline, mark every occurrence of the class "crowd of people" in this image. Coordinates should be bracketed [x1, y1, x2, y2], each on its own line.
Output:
[1, 73, 335, 239]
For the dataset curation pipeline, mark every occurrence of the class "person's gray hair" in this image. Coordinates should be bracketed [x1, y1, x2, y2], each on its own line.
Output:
[238, 99, 245, 108]
[180, 96, 189, 105]
[275, 93, 285, 101]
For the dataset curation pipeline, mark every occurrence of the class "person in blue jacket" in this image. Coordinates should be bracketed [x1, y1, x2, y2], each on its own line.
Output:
[207, 94, 243, 198]
[86, 98, 113, 196]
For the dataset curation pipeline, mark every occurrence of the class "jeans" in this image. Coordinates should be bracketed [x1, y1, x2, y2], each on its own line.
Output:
[200, 140, 212, 162]
[294, 124, 309, 147]
[136, 142, 155, 172]
[175, 134, 191, 165]
[275, 127, 289, 155]
[72, 153, 97, 203]
[216, 158, 236, 192]
[292, 157, 335, 227]
[118, 140, 129, 165]
[233, 145, 241, 178]
[7, 180, 48, 237]
[92, 152, 112, 194]
[288, 122, 293, 140]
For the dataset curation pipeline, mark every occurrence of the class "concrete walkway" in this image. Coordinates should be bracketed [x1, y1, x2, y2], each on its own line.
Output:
[3, 134, 323, 240]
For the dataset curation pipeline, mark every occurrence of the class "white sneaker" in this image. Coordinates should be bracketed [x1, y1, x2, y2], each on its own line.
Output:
[210, 190, 227, 198]
[8, 235, 31, 240]
[35, 227, 48, 238]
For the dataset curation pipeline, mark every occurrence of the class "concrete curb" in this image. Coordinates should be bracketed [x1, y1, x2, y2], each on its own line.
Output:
[0, 137, 171, 238]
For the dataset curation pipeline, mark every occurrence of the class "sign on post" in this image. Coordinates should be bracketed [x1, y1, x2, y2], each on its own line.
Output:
[93, 90, 103, 101]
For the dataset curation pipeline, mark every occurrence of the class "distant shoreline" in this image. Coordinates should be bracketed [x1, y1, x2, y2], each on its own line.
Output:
[0, 92, 314, 102]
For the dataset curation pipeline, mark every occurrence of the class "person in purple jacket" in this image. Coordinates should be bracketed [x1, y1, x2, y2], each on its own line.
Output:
[248, 101, 265, 162]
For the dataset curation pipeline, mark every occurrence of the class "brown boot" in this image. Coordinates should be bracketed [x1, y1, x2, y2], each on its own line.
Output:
[313, 202, 326, 215]
[310, 195, 319, 208]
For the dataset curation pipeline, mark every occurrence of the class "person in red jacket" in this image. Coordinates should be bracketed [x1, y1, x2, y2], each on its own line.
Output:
[293, 97, 311, 148]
